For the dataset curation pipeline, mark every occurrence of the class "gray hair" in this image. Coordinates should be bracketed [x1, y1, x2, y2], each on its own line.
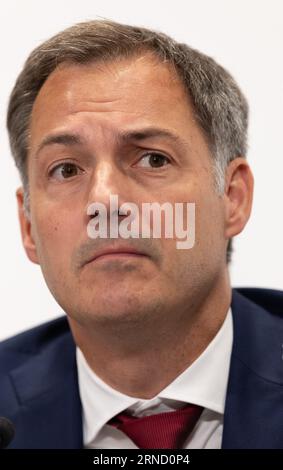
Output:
[6, 19, 249, 263]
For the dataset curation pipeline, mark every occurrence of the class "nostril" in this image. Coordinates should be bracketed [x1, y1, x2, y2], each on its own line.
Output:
[90, 210, 100, 219]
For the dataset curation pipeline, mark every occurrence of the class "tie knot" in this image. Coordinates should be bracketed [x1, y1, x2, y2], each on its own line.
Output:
[108, 403, 203, 449]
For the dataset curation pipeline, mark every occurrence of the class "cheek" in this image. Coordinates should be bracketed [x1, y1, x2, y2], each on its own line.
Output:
[197, 194, 225, 256]
[32, 207, 83, 269]
[166, 183, 224, 260]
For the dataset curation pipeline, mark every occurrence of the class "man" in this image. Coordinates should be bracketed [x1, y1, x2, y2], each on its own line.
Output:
[0, 19, 282, 449]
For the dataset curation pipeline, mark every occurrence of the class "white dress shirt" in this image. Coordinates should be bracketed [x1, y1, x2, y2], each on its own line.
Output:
[76, 308, 233, 449]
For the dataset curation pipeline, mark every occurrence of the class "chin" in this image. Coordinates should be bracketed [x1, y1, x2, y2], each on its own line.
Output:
[69, 293, 158, 327]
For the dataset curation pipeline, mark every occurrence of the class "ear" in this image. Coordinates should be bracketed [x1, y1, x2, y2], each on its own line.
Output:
[224, 157, 254, 240]
[16, 187, 39, 264]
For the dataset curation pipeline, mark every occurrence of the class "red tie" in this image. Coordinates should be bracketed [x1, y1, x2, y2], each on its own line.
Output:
[108, 403, 203, 449]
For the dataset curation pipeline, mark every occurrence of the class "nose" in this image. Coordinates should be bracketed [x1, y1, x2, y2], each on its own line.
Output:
[85, 161, 129, 218]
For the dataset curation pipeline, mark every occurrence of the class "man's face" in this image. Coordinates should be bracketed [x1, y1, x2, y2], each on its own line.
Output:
[21, 54, 230, 328]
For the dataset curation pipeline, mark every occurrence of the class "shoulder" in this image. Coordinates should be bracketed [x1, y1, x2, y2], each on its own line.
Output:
[231, 286, 283, 383]
[233, 286, 283, 317]
[232, 286, 283, 330]
[232, 286, 283, 337]
[0, 316, 71, 375]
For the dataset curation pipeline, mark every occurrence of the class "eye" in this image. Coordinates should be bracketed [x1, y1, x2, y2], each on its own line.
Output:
[137, 152, 170, 169]
[49, 162, 82, 180]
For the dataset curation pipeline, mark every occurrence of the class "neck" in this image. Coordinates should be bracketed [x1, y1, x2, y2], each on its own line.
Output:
[69, 271, 231, 399]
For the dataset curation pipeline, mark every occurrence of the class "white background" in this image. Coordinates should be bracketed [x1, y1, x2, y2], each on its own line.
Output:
[0, 0, 282, 340]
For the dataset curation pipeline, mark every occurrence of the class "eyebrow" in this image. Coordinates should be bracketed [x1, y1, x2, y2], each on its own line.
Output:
[34, 127, 190, 159]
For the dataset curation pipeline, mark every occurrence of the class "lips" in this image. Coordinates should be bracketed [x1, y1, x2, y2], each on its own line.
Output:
[85, 246, 148, 265]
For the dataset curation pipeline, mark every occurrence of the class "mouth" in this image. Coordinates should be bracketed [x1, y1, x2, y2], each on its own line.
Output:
[85, 247, 148, 265]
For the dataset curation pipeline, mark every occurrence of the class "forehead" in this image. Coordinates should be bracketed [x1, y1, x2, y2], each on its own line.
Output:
[30, 54, 196, 133]
[34, 53, 186, 103]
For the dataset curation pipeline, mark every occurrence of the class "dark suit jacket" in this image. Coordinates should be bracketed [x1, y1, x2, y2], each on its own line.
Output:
[0, 288, 282, 449]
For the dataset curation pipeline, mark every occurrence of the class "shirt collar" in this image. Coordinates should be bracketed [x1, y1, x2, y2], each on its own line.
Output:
[76, 307, 233, 445]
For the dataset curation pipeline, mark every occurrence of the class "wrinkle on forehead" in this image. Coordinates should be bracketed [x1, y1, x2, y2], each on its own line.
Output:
[31, 54, 190, 130]
[29, 52, 205, 163]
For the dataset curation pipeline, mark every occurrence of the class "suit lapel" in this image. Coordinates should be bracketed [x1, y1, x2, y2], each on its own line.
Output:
[222, 289, 283, 448]
[7, 331, 83, 449]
